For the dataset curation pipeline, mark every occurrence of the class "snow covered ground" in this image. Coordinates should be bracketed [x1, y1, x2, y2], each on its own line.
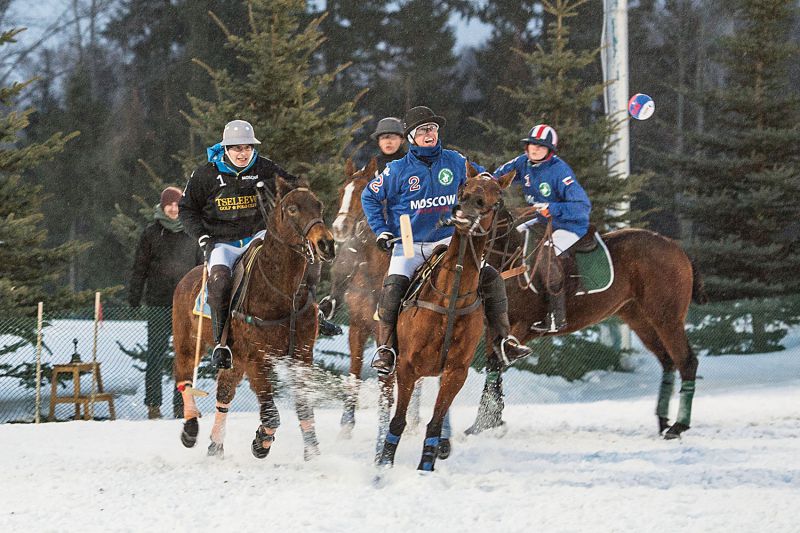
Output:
[2, 346, 799, 532]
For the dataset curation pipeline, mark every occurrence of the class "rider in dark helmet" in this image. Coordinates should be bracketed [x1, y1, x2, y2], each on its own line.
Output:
[179, 120, 340, 370]
[492, 124, 591, 353]
[361, 105, 532, 376]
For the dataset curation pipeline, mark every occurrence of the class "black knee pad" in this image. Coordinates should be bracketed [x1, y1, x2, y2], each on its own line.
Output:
[378, 274, 410, 323]
[479, 265, 507, 316]
[207, 266, 232, 310]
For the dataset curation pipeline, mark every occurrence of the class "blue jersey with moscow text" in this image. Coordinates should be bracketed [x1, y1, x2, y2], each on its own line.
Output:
[493, 154, 591, 237]
[361, 149, 483, 243]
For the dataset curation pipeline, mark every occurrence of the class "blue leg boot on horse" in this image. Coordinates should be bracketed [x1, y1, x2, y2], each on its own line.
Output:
[208, 265, 233, 370]
[371, 274, 411, 375]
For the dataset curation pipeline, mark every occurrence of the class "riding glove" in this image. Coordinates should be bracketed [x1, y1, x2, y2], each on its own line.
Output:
[376, 232, 395, 252]
[532, 202, 551, 218]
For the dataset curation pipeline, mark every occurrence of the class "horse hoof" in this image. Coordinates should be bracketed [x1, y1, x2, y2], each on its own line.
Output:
[181, 417, 199, 448]
[664, 422, 690, 440]
[207, 441, 224, 459]
[658, 417, 670, 434]
[437, 438, 451, 460]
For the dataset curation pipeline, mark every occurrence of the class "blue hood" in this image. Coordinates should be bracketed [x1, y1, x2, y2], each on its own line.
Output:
[206, 143, 258, 175]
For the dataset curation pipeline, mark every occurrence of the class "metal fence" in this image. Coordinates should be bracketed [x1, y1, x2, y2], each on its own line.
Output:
[1, 294, 798, 423]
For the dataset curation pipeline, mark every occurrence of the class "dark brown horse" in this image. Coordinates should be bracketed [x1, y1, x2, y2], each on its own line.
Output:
[330, 158, 439, 455]
[173, 177, 336, 459]
[376, 167, 514, 471]
[468, 207, 707, 439]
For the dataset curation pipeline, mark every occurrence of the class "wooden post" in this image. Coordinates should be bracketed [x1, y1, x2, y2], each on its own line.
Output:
[34, 302, 43, 424]
[89, 291, 100, 419]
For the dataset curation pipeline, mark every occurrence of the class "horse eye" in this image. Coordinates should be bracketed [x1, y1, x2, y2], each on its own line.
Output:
[476, 198, 485, 208]
[286, 205, 299, 216]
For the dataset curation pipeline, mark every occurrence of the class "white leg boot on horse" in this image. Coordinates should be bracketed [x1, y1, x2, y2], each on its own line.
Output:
[371, 275, 410, 376]
[207, 265, 233, 370]
[480, 266, 533, 366]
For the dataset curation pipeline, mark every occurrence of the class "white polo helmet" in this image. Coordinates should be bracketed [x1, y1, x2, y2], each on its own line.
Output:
[221, 120, 261, 146]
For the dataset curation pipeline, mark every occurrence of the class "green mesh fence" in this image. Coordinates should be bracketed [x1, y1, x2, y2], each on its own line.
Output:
[1, 294, 798, 423]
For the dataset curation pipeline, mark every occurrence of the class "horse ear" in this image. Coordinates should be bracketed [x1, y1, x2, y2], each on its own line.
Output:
[345, 158, 355, 178]
[365, 157, 378, 176]
[466, 161, 479, 178]
[497, 169, 516, 190]
[276, 175, 293, 199]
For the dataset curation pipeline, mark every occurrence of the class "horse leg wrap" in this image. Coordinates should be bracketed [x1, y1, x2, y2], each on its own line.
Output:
[301, 424, 320, 461]
[260, 398, 281, 429]
[180, 383, 200, 420]
[251, 425, 276, 459]
[341, 374, 357, 428]
[656, 370, 676, 420]
[377, 431, 402, 467]
[465, 365, 505, 435]
[210, 402, 230, 445]
[675, 380, 695, 427]
[418, 436, 440, 472]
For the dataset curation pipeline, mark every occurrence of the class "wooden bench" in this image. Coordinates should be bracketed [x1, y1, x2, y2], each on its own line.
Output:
[48, 362, 116, 421]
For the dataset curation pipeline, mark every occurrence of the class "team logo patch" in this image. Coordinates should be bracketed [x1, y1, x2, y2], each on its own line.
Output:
[539, 182, 552, 197]
[563, 176, 574, 186]
[438, 168, 454, 186]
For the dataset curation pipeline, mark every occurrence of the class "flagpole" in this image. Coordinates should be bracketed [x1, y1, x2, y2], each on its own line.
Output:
[89, 291, 100, 419]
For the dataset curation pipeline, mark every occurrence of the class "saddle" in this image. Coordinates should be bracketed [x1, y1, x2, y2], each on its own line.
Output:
[192, 238, 264, 318]
[525, 225, 614, 296]
[402, 244, 450, 307]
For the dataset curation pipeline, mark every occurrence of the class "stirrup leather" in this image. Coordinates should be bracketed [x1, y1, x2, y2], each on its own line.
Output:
[371, 345, 397, 375]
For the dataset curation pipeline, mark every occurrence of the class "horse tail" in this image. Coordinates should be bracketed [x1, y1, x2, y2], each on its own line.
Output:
[690, 259, 709, 305]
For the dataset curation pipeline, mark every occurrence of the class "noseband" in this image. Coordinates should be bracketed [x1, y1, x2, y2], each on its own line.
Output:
[266, 186, 325, 264]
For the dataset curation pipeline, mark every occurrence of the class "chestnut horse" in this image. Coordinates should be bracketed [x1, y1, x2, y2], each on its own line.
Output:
[173, 177, 336, 460]
[376, 167, 514, 471]
[468, 207, 707, 439]
[330, 158, 448, 457]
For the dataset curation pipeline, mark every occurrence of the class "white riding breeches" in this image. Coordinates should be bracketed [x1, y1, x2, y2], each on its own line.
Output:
[207, 229, 267, 272]
[387, 237, 452, 278]
[522, 228, 580, 257]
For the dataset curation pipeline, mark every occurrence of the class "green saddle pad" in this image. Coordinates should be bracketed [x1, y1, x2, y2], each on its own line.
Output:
[573, 233, 613, 294]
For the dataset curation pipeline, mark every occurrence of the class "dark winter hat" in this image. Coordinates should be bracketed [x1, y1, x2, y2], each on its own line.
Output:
[403, 106, 447, 137]
[160, 186, 182, 209]
[370, 117, 404, 140]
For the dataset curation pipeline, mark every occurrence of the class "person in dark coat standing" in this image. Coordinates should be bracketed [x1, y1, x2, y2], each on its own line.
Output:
[129, 186, 201, 419]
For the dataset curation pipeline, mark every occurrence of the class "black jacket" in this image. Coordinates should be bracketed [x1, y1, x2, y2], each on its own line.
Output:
[129, 223, 201, 307]
[376, 148, 406, 174]
[179, 155, 298, 242]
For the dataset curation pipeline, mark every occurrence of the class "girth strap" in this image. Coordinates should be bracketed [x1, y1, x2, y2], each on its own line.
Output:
[231, 295, 313, 328]
[404, 296, 482, 316]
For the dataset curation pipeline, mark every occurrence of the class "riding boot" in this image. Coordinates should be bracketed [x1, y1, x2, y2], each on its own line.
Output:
[530, 291, 567, 333]
[479, 265, 534, 367]
[306, 262, 343, 337]
[207, 265, 233, 370]
[371, 274, 411, 376]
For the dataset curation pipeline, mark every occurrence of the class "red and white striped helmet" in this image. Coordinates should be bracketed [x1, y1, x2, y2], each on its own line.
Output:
[521, 124, 558, 152]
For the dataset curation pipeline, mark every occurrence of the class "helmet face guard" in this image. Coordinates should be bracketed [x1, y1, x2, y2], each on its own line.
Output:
[521, 124, 558, 152]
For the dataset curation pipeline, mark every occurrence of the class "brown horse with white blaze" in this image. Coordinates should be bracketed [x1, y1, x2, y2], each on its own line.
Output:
[467, 207, 708, 439]
[376, 167, 514, 471]
[173, 177, 335, 460]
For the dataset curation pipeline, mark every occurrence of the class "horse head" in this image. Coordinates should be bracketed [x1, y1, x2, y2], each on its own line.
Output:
[332, 158, 378, 243]
[449, 164, 515, 235]
[270, 176, 336, 263]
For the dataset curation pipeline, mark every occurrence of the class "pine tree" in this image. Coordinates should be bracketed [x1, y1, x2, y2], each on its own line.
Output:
[677, 0, 800, 300]
[184, 0, 366, 202]
[0, 28, 91, 315]
[473, 0, 641, 228]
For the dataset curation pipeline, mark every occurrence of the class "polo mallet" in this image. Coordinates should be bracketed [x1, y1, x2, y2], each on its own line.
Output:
[187, 259, 210, 397]
[387, 214, 414, 258]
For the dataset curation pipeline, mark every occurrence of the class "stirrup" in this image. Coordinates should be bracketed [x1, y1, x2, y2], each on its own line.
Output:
[211, 344, 233, 370]
[498, 335, 532, 367]
[318, 311, 343, 337]
[371, 345, 397, 376]
[318, 295, 336, 320]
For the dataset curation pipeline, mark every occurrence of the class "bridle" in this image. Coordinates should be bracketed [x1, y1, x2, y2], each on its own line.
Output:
[258, 183, 325, 264]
